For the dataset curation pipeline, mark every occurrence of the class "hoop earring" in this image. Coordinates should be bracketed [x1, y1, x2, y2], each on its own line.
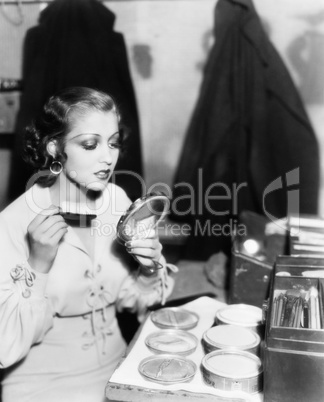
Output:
[50, 161, 63, 175]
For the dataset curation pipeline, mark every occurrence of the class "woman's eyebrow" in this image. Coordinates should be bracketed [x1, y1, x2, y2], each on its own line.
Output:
[68, 131, 120, 142]
[109, 131, 120, 139]
[68, 133, 101, 141]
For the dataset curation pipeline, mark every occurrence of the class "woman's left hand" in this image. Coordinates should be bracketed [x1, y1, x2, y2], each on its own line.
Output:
[125, 228, 163, 273]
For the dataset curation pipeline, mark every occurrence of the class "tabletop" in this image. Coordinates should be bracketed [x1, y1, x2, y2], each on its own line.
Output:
[106, 297, 263, 402]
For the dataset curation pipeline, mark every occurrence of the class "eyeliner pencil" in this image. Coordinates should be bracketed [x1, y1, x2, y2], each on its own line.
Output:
[288, 298, 298, 327]
[272, 297, 278, 327]
[292, 297, 298, 328]
[276, 293, 284, 326]
[309, 287, 319, 329]
[279, 295, 288, 327]
[319, 282, 324, 329]
[315, 296, 321, 329]
[293, 297, 303, 328]
[303, 300, 309, 328]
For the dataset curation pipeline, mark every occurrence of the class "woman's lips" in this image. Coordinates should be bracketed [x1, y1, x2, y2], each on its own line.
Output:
[94, 170, 110, 179]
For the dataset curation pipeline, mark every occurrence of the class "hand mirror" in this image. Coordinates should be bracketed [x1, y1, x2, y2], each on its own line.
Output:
[116, 192, 170, 271]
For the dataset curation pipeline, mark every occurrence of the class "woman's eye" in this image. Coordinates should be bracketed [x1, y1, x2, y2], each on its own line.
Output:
[82, 142, 98, 150]
[108, 140, 121, 149]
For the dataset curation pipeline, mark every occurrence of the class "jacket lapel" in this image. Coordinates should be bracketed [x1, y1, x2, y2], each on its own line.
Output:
[63, 226, 90, 256]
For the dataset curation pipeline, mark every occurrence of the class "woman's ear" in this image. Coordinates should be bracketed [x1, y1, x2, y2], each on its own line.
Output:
[47, 140, 58, 158]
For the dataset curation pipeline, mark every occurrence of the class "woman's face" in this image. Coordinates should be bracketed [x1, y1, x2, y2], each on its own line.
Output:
[62, 109, 120, 192]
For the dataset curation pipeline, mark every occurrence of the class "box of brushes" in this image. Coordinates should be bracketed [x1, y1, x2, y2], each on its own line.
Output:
[263, 255, 324, 402]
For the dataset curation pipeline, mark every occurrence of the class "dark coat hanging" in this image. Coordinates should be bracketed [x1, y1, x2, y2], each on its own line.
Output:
[171, 0, 320, 260]
[9, 0, 143, 202]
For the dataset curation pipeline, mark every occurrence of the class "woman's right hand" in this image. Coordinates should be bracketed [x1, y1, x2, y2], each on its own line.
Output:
[27, 206, 68, 273]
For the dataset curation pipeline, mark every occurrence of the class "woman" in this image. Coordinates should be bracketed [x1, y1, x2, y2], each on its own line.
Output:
[0, 87, 176, 402]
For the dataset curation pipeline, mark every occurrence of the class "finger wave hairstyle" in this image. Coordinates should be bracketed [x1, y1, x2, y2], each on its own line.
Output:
[23, 86, 125, 187]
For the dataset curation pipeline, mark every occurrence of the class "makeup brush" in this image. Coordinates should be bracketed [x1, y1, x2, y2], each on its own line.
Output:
[302, 299, 309, 328]
[59, 201, 97, 226]
[308, 287, 319, 330]
[319, 282, 324, 329]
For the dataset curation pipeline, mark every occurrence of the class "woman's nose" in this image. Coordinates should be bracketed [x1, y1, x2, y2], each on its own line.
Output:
[100, 145, 113, 164]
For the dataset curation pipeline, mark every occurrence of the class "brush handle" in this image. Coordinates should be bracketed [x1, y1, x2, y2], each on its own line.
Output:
[319, 282, 324, 329]
[303, 301, 309, 328]
[310, 295, 317, 329]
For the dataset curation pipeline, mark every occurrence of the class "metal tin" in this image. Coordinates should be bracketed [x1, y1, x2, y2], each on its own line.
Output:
[138, 354, 197, 385]
[215, 304, 263, 335]
[145, 330, 198, 356]
[201, 350, 263, 394]
[151, 307, 199, 330]
[202, 324, 260, 355]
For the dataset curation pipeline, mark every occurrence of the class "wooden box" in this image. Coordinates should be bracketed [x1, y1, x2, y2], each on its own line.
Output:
[263, 255, 324, 402]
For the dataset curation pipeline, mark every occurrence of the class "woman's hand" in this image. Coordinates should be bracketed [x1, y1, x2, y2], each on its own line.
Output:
[27, 206, 68, 273]
[125, 228, 163, 274]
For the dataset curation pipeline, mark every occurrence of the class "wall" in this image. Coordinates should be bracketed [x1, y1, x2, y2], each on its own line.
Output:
[0, 0, 323, 215]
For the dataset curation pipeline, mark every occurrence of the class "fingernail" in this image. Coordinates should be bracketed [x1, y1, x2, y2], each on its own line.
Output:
[125, 241, 132, 248]
[50, 205, 61, 214]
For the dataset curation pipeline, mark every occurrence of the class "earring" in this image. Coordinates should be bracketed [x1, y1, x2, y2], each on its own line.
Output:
[50, 160, 63, 175]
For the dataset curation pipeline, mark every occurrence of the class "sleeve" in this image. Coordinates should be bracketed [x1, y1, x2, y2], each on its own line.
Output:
[0, 213, 54, 369]
[116, 255, 178, 322]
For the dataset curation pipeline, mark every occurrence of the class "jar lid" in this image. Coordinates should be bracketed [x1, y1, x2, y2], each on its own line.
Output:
[215, 304, 262, 327]
[145, 330, 198, 355]
[138, 354, 197, 384]
[202, 350, 263, 379]
[203, 325, 260, 350]
[151, 307, 199, 330]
